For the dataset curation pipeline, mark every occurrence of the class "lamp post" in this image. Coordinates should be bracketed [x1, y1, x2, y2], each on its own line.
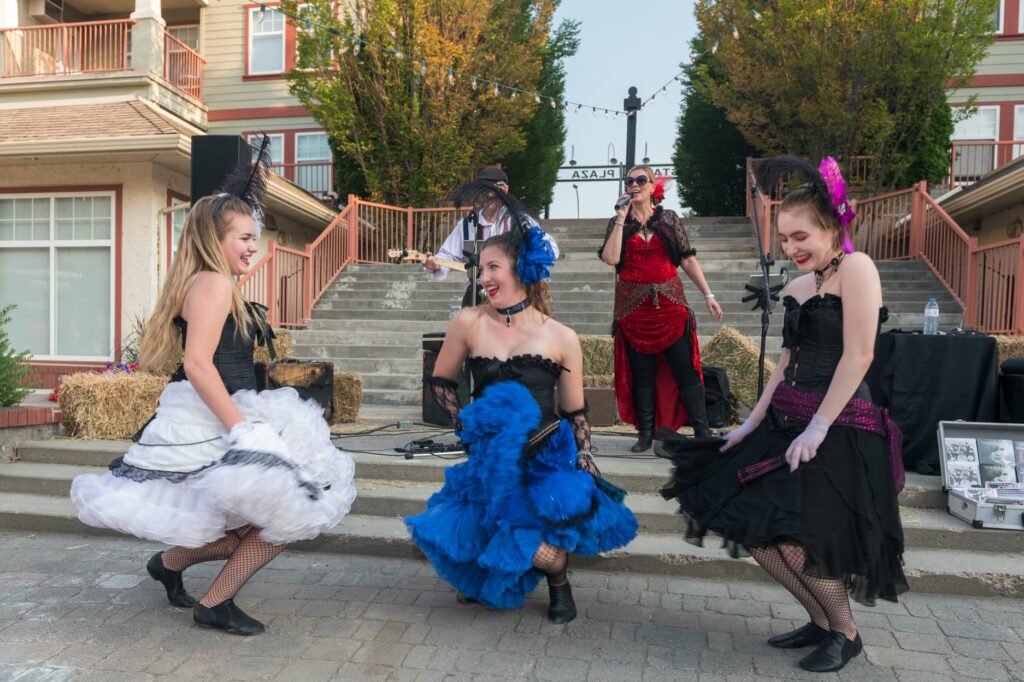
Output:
[607, 143, 622, 195]
[572, 183, 580, 219]
[624, 86, 641, 167]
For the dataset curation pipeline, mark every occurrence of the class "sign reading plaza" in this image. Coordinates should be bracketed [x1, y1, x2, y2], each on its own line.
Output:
[557, 164, 673, 183]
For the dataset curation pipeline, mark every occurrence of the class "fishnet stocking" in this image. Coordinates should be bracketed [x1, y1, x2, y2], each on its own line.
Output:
[198, 529, 286, 607]
[532, 543, 568, 586]
[562, 406, 600, 476]
[160, 526, 253, 571]
[428, 377, 463, 431]
[748, 545, 829, 629]
[777, 543, 857, 639]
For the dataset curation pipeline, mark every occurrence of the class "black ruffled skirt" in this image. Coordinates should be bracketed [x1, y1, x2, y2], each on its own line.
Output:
[657, 407, 908, 605]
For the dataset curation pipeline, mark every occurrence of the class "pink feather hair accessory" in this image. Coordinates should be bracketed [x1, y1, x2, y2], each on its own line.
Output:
[818, 156, 856, 253]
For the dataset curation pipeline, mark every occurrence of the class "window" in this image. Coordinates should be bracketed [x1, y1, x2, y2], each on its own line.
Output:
[989, 1, 1004, 34]
[0, 193, 114, 360]
[248, 133, 285, 172]
[168, 24, 200, 52]
[295, 132, 331, 195]
[951, 106, 999, 181]
[248, 6, 285, 75]
[1014, 106, 1024, 161]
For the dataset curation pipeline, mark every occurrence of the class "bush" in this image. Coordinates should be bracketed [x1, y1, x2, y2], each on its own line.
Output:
[0, 304, 34, 408]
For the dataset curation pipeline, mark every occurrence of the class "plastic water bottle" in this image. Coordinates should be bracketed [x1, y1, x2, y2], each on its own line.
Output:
[923, 298, 940, 335]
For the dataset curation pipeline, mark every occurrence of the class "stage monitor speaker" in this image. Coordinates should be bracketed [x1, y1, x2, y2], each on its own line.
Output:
[422, 332, 471, 427]
[190, 135, 252, 205]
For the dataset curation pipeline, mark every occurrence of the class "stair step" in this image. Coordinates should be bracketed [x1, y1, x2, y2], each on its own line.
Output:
[0, 492, 1018, 597]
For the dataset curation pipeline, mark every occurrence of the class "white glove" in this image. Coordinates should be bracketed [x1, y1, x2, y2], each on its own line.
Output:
[720, 417, 760, 452]
[221, 419, 261, 446]
[785, 415, 831, 472]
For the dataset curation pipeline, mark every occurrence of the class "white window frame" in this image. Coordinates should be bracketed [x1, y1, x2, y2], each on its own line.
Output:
[952, 105, 1000, 142]
[1013, 105, 1024, 160]
[991, 0, 1004, 34]
[167, 23, 200, 52]
[295, 131, 330, 163]
[0, 191, 116, 362]
[248, 6, 286, 75]
[248, 133, 285, 172]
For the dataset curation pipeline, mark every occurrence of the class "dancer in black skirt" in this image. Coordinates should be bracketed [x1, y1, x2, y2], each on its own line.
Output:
[657, 156, 907, 673]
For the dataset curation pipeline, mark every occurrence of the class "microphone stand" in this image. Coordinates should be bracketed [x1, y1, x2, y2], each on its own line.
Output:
[462, 210, 481, 401]
[744, 182, 777, 399]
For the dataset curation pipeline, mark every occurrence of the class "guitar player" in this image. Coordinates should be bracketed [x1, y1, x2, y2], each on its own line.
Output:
[423, 167, 559, 307]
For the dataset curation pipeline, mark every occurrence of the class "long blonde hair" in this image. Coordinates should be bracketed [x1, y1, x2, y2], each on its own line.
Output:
[139, 195, 253, 373]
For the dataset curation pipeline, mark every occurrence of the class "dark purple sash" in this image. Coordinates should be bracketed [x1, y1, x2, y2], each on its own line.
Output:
[737, 384, 905, 493]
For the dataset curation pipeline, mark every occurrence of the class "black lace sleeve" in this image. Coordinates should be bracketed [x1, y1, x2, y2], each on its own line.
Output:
[597, 217, 618, 261]
[663, 209, 696, 260]
[561, 404, 599, 476]
[427, 376, 462, 431]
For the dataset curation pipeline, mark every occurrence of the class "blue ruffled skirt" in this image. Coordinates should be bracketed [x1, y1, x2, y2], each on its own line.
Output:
[405, 381, 638, 608]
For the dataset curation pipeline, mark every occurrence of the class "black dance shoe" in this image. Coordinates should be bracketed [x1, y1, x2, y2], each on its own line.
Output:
[193, 599, 266, 636]
[767, 622, 829, 649]
[547, 583, 577, 624]
[456, 592, 479, 605]
[630, 431, 654, 453]
[146, 552, 196, 608]
[798, 631, 863, 672]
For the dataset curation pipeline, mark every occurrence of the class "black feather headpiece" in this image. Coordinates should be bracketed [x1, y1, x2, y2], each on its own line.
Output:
[214, 133, 273, 236]
[453, 180, 538, 243]
[751, 155, 829, 199]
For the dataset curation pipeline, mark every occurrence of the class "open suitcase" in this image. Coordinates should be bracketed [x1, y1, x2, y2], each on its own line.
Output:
[936, 420, 1024, 530]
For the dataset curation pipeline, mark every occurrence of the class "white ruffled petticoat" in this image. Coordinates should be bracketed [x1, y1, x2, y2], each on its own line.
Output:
[70, 381, 357, 546]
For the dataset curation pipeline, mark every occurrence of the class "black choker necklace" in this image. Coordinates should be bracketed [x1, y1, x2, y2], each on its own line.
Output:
[814, 252, 845, 292]
[495, 298, 531, 327]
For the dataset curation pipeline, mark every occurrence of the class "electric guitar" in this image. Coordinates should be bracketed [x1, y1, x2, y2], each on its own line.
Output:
[388, 248, 466, 273]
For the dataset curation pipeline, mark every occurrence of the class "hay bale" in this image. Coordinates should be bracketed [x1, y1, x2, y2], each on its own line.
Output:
[993, 334, 1024, 368]
[700, 326, 775, 410]
[60, 371, 167, 440]
[333, 371, 362, 424]
[583, 374, 615, 389]
[580, 335, 614, 376]
[254, 328, 293, 364]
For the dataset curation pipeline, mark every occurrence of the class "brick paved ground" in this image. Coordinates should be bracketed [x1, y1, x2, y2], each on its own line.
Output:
[0, 530, 1021, 681]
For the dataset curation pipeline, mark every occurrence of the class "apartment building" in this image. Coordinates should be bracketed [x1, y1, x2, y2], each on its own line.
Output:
[0, 0, 338, 385]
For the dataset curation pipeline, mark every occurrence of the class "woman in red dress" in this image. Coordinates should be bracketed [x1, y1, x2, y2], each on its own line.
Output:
[599, 165, 724, 451]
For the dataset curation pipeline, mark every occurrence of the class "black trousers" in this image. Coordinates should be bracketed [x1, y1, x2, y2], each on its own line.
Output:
[624, 330, 701, 393]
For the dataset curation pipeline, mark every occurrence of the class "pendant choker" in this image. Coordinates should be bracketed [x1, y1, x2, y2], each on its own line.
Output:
[495, 298, 531, 327]
[814, 252, 845, 292]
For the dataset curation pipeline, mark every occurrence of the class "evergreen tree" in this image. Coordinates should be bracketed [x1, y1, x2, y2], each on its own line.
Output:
[673, 37, 757, 217]
[500, 18, 579, 214]
[0, 305, 33, 408]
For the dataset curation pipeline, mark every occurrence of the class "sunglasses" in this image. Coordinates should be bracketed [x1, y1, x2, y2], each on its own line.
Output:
[623, 176, 650, 188]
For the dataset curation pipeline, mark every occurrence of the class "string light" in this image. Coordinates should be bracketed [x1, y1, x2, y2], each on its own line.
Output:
[732, 26, 739, 40]
[420, 61, 427, 76]
[447, 68, 454, 84]
[534, 94, 541, 104]
[712, 41, 719, 54]
[752, 9, 763, 20]
[550, 99, 557, 109]
[471, 76, 477, 90]
[493, 83, 499, 96]
[257, 3, 266, 23]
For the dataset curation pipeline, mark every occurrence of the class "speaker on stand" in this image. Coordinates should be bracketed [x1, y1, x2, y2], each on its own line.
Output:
[190, 135, 253, 203]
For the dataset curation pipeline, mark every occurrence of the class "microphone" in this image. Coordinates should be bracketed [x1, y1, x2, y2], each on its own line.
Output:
[613, 194, 633, 210]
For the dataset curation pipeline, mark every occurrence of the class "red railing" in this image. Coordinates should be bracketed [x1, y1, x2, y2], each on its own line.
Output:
[948, 140, 1024, 187]
[747, 159, 1024, 333]
[238, 197, 466, 326]
[164, 31, 205, 100]
[0, 20, 133, 78]
[270, 162, 334, 201]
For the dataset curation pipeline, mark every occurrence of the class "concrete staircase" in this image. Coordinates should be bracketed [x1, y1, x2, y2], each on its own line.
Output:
[1, 436, 1021, 597]
[292, 217, 965, 406]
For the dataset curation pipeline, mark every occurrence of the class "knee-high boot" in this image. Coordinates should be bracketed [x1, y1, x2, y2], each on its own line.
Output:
[630, 388, 656, 452]
[679, 384, 711, 439]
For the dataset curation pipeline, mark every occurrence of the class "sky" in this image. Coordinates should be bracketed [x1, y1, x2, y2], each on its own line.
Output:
[546, 1, 699, 218]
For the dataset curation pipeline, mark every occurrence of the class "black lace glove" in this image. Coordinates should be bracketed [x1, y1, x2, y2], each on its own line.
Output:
[561, 404, 600, 476]
[427, 376, 462, 431]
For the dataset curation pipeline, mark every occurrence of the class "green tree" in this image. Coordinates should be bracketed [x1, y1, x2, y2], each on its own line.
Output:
[0, 305, 33, 408]
[500, 18, 579, 214]
[697, 0, 997, 191]
[673, 36, 758, 216]
[287, 0, 560, 206]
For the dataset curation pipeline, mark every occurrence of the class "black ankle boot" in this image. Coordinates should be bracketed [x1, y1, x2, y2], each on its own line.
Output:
[547, 583, 577, 624]
[146, 552, 196, 608]
[679, 384, 712, 439]
[193, 599, 265, 636]
[767, 622, 829, 649]
[630, 389, 656, 452]
[799, 631, 862, 672]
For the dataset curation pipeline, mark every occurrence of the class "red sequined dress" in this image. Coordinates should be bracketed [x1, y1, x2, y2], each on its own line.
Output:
[604, 208, 703, 431]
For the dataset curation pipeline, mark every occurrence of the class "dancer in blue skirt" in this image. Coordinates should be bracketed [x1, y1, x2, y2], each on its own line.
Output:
[406, 183, 637, 623]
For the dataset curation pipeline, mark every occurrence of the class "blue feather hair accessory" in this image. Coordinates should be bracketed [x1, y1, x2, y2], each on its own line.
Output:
[516, 226, 556, 285]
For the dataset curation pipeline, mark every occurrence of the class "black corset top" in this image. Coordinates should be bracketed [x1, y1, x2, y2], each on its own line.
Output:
[467, 354, 565, 422]
[170, 312, 257, 394]
[781, 294, 887, 398]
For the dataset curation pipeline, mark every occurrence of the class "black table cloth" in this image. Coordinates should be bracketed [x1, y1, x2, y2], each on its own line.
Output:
[865, 331, 999, 475]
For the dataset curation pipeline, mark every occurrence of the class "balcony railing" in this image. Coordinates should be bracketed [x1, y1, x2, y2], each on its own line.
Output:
[270, 162, 335, 203]
[0, 19, 133, 78]
[164, 31, 205, 100]
[947, 140, 1024, 187]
